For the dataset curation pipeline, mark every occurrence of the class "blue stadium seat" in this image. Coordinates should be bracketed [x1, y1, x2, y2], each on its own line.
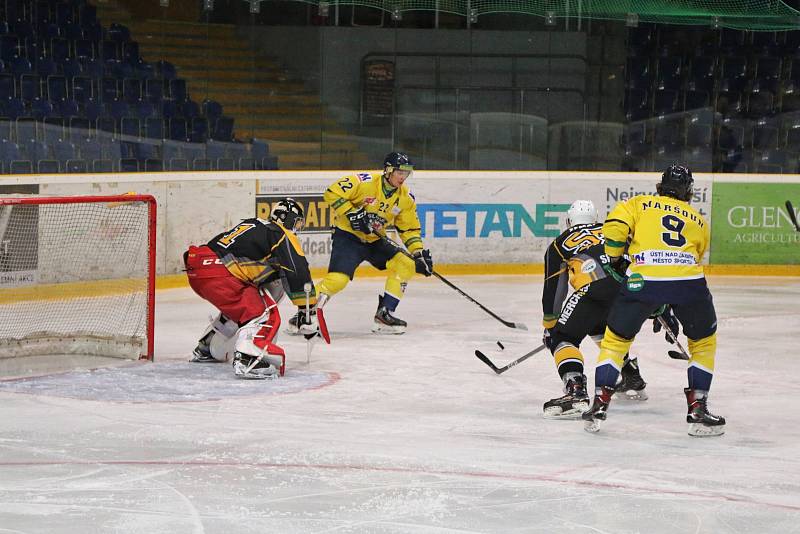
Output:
[75, 39, 95, 60]
[101, 77, 119, 102]
[182, 100, 200, 119]
[10, 159, 33, 174]
[68, 117, 92, 139]
[61, 57, 83, 80]
[169, 117, 188, 141]
[144, 158, 162, 172]
[36, 56, 56, 77]
[37, 159, 59, 173]
[107, 23, 131, 42]
[122, 77, 141, 103]
[168, 157, 189, 171]
[655, 57, 682, 91]
[47, 75, 68, 101]
[119, 158, 139, 172]
[251, 138, 269, 169]
[0, 73, 14, 100]
[169, 79, 186, 102]
[120, 116, 140, 139]
[686, 122, 712, 148]
[144, 117, 164, 140]
[203, 99, 223, 121]
[156, 60, 176, 80]
[83, 98, 104, 121]
[145, 79, 164, 103]
[30, 97, 54, 120]
[122, 42, 139, 64]
[72, 76, 93, 103]
[161, 99, 178, 119]
[211, 116, 234, 141]
[625, 57, 651, 90]
[66, 158, 88, 173]
[53, 139, 77, 162]
[19, 74, 41, 102]
[190, 117, 208, 143]
[50, 38, 70, 63]
[91, 159, 112, 173]
[0, 119, 11, 141]
[192, 157, 212, 171]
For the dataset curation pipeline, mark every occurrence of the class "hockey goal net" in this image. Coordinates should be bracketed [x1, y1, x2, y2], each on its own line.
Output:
[0, 194, 156, 364]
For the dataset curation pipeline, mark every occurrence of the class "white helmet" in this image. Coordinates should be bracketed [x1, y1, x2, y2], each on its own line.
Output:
[566, 200, 597, 227]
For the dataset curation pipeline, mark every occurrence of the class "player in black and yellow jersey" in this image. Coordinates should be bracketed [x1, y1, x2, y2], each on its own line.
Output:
[184, 199, 325, 379]
[541, 200, 647, 419]
[583, 165, 725, 437]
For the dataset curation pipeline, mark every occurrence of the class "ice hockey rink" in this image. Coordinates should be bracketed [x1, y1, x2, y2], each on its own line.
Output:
[1, 274, 799, 533]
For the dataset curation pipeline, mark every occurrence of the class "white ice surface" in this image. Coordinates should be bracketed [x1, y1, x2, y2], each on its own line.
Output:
[1, 275, 799, 533]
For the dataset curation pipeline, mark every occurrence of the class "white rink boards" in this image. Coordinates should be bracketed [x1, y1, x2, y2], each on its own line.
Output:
[0, 274, 798, 533]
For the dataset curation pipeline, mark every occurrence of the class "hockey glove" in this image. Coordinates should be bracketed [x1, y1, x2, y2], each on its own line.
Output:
[601, 255, 627, 283]
[543, 328, 555, 352]
[651, 305, 679, 344]
[295, 307, 319, 340]
[347, 208, 374, 234]
[413, 249, 433, 276]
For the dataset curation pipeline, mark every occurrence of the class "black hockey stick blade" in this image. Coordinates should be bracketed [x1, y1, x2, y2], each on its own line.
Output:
[656, 316, 691, 361]
[786, 200, 800, 232]
[668, 350, 689, 361]
[474, 344, 547, 375]
[474, 350, 502, 373]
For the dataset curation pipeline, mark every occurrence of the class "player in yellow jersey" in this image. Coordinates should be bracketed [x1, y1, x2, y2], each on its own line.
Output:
[287, 152, 433, 335]
[582, 165, 725, 437]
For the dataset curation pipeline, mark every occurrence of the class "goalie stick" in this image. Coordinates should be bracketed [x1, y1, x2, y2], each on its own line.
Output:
[377, 234, 528, 330]
[474, 343, 547, 374]
[786, 200, 800, 232]
[656, 315, 690, 361]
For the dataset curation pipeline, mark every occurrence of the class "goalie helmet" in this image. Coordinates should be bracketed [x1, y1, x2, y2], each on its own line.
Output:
[383, 151, 414, 177]
[270, 198, 305, 232]
[566, 200, 597, 228]
[658, 164, 694, 202]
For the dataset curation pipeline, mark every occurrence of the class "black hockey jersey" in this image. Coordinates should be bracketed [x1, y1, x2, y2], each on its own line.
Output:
[541, 222, 610, 329]
[208, 218, 316, 306]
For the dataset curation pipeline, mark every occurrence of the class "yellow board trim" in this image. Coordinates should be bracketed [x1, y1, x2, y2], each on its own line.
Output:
[1, 263, 797, 305]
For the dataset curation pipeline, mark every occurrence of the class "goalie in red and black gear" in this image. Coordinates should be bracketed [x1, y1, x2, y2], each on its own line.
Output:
[183, 198, 328, 379]
[540, 200, 647, 419]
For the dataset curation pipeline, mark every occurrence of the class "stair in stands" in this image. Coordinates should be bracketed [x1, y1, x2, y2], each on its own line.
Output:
[93, 8, 370, 169]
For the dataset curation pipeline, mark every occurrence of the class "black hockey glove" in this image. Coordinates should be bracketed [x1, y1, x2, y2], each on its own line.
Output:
[651, 305, 679, 344]
[543, 328, 555, 352]
[601, 255, 629, 283]
[413, 249, 433, 276]
[347, 208, 373, 234]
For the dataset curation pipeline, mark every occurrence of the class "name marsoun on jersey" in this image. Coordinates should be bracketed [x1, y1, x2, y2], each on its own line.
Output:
[641, 199, 705, 228]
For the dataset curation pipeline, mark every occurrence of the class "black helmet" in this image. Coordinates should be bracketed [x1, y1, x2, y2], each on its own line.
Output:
[383, 152, 414, 175]
[270, 198, 305, 232]
[657, 164, 694, 202]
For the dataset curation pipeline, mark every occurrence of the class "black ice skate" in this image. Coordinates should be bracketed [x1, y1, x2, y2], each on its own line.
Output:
[543, 374, 589, 419]
[190, 331, 217, 363]
[232, 352, 279, 380]
[372, 306, 407, 334]
[615, 358, 648, 401]
[685, 388, 726, 437]
[582, 386, 615, 433]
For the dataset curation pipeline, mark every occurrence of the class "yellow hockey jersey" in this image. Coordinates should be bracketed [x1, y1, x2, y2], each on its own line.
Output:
[603, 194, 709, 281]
[324, 171, 424, 253]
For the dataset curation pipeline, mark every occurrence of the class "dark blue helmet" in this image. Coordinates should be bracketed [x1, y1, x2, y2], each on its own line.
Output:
[658, 164, 694, 202]
[383, 152, 414, 175]
[270, 197, 305, 232]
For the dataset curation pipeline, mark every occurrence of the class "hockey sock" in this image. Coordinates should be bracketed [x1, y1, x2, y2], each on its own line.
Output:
[595, 327, 632, 388]
[554, 343, 584, 379]
[687, 333, 716, 391]
[317, 272, 349, 297]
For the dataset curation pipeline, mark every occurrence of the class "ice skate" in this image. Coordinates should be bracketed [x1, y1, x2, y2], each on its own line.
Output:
[232, 352, 279, 380]
[372, 306, 407, 334]
[582, 386, 615, 433]
[615, 358, 648, 401]
[189, 332, 217, 363]
[685, 388, 726, 437]
[543, 374, 589, 419]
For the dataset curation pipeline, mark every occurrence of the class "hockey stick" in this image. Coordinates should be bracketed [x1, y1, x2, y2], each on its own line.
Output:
[304, 283, 312, 364]
[474, 343, 547, 374]
[786, 200, 800, 232]
[377, 234, 528, 330]
[656, 315, 690, 361]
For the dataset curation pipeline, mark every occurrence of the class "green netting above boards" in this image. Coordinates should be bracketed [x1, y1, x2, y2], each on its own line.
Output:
[264, 0, 800, 30]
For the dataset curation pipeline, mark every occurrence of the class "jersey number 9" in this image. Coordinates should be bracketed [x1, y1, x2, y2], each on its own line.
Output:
[661, 215, 686, 247]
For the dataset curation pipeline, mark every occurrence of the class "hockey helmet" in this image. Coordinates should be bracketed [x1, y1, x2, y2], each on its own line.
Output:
[270, 198, 305, 232]
[383, 151, 414, 178]
[658, 164, 694, 202]
[566, 200, 597, 227]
